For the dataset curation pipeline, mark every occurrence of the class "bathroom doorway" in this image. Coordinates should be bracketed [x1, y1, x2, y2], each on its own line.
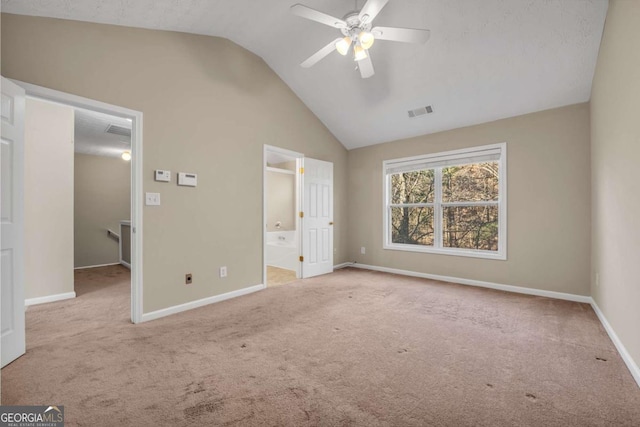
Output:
[263, 146, 303, 287]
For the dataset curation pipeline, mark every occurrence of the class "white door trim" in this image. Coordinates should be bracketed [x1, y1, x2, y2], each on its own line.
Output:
[263, 145, 304, 287]
[12, 80, 144, 324]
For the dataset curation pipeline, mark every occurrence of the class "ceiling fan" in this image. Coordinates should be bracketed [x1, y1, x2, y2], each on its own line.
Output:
[291, 0, 430, 78]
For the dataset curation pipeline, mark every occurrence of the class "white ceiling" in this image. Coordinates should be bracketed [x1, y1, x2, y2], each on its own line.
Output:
[2, 0, 608, 149]
[74, 107, 131, 158]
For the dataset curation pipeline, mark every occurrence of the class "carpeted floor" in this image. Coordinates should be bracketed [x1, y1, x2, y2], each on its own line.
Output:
[267, 265, 297, 287]
[2, 265, 639, 426]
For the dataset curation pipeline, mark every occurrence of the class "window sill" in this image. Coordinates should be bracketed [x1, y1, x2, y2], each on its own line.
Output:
[383, 243, 506, 260]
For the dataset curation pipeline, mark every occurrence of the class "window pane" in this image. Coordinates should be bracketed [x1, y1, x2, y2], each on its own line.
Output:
[391, 206, 434, 246]
[443, 205, 498, 251]
[442, 162, 499, 202]
[391, 170, 435, 204]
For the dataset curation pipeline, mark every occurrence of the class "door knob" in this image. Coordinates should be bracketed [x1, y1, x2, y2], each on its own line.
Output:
[329, 222, 334, 225]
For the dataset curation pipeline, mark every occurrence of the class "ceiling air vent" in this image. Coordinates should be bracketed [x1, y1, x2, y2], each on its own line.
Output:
[408, 105, 433, 118]
[105, 124, 132, 138]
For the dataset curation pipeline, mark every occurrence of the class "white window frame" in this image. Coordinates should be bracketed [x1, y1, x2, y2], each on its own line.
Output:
[383, 143, 507, 260]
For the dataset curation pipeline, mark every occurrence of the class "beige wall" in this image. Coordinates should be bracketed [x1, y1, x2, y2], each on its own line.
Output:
[74, 153, 131, 268]
[590, 0, 640, 371]
[24, 98, 74, 299]
[1, 13, 348, 313]
[266, 170, 295, 232]
[348, 104, 591, 295]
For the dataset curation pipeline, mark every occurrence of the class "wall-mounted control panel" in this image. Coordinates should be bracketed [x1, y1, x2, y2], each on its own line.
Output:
[178, 172, 197, 187]
[155, 170, 171, 182]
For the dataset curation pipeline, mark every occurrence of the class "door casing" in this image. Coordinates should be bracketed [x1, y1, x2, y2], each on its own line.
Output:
[262, 145, 335, 285]
[262, 145, 304, 286]
[12, 80, 145, 324]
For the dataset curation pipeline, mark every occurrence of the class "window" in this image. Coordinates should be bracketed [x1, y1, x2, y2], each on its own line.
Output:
[383, 143, 507, 260]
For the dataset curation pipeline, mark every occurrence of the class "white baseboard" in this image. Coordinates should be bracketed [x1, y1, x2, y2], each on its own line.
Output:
[120, 260, 131, 270]
[141, 283, 266, 323]
[589, 299, 640, 388]
[74, 262, 120, 270]
[333, 262, 354, 270]
[25, 292, 76, 307]
[351, 263, 592, 303]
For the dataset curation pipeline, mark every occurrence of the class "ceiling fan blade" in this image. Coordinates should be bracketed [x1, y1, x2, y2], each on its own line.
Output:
[291, 4, 347, 29]
[371, 26, 431, 44]
[359, 0, 390, 24]
[301, 38, 342, 68]
[357, 53, 375, 79]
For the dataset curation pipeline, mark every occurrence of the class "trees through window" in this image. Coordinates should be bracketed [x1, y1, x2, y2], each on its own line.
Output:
[384, 144, 506, 259]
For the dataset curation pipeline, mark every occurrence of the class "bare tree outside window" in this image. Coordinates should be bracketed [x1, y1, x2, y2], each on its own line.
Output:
[389, 162, 500, 251]
[385, 144, 506, 259]
[442, 162, 499, 251]
[390, 170, 434, 245]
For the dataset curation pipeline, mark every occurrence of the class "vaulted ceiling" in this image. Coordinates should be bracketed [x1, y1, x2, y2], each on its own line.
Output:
[1, 0, 608, 149]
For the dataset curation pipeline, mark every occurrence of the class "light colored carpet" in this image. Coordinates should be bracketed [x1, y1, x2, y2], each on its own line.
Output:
[267, 265, 297, 287]
[2, 265, 639, 426]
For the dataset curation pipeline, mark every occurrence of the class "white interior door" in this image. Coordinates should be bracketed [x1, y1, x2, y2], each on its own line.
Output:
[1, 77, 26, 367]
[301, 158, 333, 278]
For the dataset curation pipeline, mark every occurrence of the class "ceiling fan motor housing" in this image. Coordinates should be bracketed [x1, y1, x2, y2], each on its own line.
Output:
[340, 13, 372, 38]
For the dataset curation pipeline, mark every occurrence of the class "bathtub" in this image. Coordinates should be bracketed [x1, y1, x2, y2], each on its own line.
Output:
[266, 231, 298, 273]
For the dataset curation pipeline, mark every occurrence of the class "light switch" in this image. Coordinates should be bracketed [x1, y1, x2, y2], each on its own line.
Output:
[145, 192, 161, 206]
[155, 170, 171, 182]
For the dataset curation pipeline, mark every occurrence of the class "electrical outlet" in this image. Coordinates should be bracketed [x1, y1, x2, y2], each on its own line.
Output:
[220, 266, 227, 278]
[361, 247, 366, 255]
[185, 273, 192, 284]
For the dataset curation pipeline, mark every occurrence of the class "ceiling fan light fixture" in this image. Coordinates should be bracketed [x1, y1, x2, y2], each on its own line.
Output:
[335, 36, 352, 56]
[358, 31, 375, 49]
[353, 44, 368, 61]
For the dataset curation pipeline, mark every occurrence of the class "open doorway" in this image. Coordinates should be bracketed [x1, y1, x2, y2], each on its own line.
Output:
[262, 145, 336, 287]
[17, 80, 143, 324]
[263, 146, 303, 287]
[72, 106, 132, 309]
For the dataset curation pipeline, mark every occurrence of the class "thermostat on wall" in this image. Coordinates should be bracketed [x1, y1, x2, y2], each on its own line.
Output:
[155, 170, 171, 182]
[178, 172, 197, 187]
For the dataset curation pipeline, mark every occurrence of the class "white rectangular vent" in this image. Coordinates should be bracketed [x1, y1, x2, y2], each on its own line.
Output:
[105, 124, 132, 138]
[408, 105, 433, 118]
